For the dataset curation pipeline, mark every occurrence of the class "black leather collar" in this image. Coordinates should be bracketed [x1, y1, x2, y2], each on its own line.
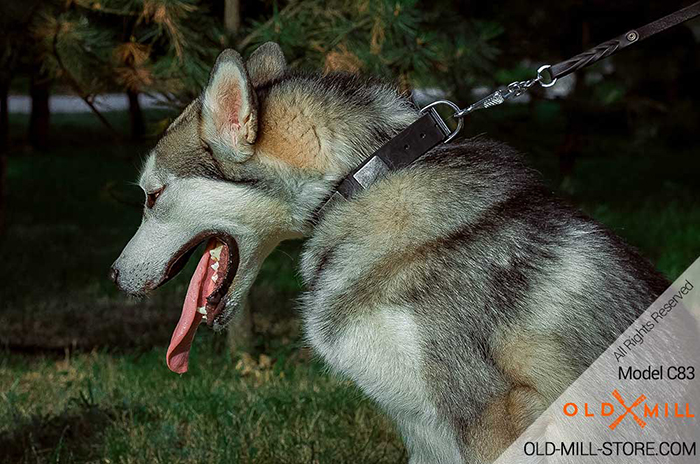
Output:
[313, 107, 451, 223]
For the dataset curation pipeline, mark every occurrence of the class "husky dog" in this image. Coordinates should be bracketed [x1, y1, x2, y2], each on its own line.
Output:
[111, 43, 669, 463]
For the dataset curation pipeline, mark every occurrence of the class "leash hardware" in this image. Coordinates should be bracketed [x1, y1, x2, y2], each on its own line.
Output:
[536, 64, 557, 88]
[421, 64, 558, 143]
[420, 100, 464, 143]
[453, 63, 556, 120]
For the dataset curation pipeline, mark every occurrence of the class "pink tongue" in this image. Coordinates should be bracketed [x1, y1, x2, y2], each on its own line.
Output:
[166, 240, 218, 374]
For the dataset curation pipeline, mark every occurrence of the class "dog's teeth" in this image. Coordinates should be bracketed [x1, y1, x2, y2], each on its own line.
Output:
[211, 274, 218, 282]
[197, 306, 207, 315]
[211, 262, 219, 271]
[209, 245, 223, 261]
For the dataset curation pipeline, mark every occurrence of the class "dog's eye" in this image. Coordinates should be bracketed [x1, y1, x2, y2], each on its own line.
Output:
[146, 186, 165, 209]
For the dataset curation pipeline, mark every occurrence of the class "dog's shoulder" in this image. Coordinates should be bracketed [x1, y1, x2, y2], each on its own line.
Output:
[299, 138, 552, 297]
[302, 139, 541, 262]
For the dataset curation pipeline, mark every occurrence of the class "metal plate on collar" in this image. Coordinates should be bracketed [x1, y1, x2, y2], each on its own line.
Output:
[353, 155, 389, 189]
[319, 191, 345, 211]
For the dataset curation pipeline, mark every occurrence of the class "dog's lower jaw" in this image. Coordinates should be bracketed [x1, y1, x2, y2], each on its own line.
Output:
[209, 235, 283, 332]
[212, 299, 239, 332]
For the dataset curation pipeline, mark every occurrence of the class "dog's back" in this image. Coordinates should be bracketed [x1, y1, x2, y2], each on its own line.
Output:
[301, 138, 669, 462]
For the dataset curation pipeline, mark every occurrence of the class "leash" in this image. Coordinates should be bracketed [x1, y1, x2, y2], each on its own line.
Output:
[314, 2, 700, 221]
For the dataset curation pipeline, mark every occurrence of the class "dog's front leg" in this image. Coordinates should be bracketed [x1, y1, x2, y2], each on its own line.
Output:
[395, 412, 465, 464]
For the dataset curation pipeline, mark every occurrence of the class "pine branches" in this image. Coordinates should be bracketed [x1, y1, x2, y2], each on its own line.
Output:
[238, 0, 502, 96]
[31, 0, 224, 112]
[26, 0, 502, 118]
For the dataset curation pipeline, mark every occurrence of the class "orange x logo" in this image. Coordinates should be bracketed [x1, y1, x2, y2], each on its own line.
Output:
[609, 389, 647, 430]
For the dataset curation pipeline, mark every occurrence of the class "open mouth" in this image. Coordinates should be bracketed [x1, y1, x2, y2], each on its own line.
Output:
[163, 235, 239, 374]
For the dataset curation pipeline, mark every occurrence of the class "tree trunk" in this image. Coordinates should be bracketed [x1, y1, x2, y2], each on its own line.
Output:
[224, 0, 241, 34]
[127, 89, 145, 140]
[0, 75, 8, 232]
[29, 68, 50, 151]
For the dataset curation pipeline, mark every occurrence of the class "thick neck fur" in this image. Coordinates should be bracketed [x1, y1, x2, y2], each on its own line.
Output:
[259, 73, 418, 174]
[254, 72, 420, 235]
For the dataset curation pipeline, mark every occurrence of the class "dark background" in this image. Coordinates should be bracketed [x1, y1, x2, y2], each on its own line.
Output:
[1, 1, 699, 462]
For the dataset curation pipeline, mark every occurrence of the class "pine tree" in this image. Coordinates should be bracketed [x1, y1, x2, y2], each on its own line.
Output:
[0, 0, 43, 229]
[30, 0, 226, 137]
[28, 0, 502, 138]
[238, 0, 502, 101]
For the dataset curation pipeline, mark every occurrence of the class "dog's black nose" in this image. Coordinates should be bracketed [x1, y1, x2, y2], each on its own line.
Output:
[108, 266, 119, 284]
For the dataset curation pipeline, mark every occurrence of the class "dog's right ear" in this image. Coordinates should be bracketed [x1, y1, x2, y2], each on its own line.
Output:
[201, 49, 257, 163]
[246, 42, 287, 88]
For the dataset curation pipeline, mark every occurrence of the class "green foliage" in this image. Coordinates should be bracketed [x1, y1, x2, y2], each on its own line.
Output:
[241, 0, 502, 95]
[33, 10, 115, 94]
[29, 0, 225, 105]
[16, 0, 503, 109]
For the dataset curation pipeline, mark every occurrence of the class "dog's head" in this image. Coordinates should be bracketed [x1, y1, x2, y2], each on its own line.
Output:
[110, 43, 417, 373]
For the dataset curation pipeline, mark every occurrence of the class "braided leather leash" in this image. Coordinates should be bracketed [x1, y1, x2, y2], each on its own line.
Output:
[550, 2, 700, 80]
[440, 1, 700, 123]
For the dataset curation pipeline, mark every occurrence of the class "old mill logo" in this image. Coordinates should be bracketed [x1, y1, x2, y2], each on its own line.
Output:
[563, 390, 694, 430]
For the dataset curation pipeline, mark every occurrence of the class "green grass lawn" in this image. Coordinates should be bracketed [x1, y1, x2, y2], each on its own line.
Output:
[1, 105, 699, 463]
[1, 347, 404, 463]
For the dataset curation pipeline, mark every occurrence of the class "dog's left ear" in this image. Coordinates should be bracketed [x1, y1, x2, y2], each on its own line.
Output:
[246, 42, 287, 87]
[202, 49, 257, 162]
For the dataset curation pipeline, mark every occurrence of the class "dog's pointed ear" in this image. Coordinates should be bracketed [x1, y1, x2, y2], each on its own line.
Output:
[201, 49, 257, 162]
[246, 42, 287, 88]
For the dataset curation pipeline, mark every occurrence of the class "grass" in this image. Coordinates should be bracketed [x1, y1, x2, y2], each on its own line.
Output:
[1, 103, 699, 463]
[0, 347, 404, 464]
